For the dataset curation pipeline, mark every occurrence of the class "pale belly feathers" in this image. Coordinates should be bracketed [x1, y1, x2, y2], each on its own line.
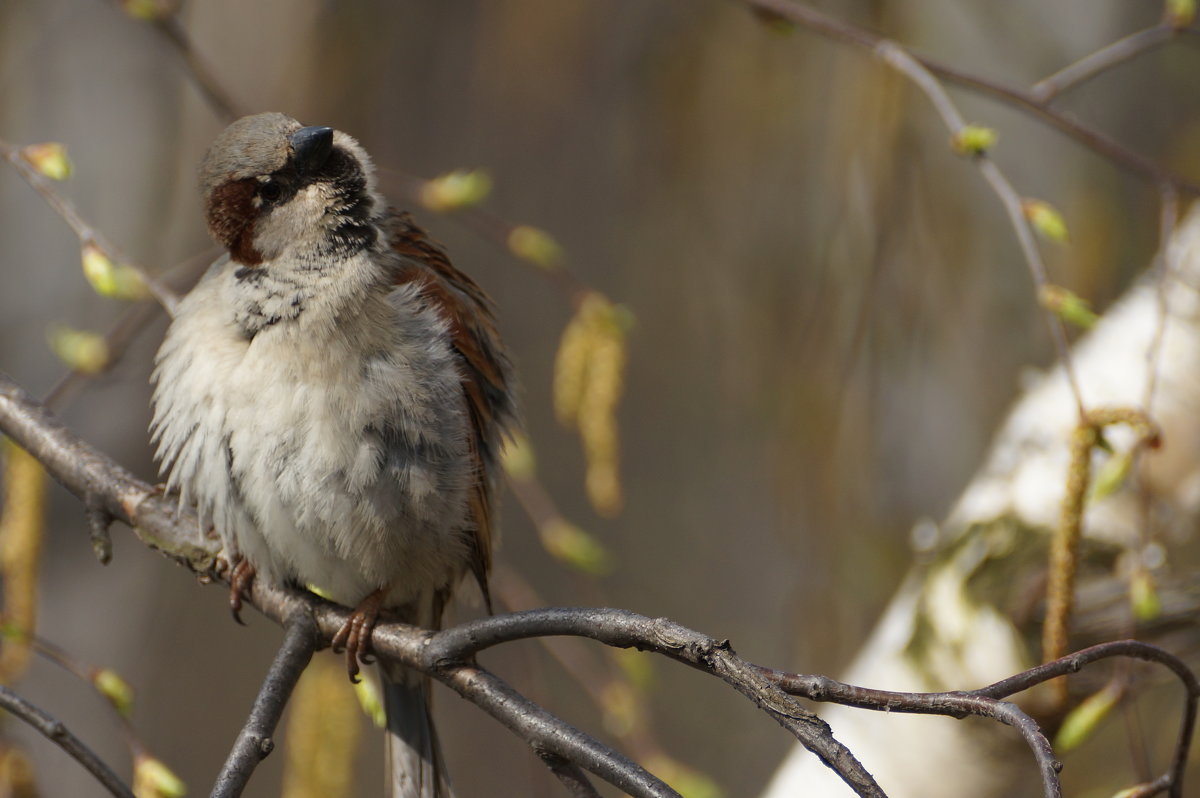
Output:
[151, 260, 473, 608]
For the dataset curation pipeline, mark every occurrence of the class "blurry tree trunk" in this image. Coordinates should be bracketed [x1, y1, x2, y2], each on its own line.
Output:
[762, 202, 1200, 797]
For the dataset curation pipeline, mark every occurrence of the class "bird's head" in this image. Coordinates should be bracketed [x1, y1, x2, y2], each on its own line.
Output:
[199, 112, 380, 266]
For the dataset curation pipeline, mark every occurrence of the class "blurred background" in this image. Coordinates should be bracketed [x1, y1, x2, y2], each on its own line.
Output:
[1, 1, 1198, 796]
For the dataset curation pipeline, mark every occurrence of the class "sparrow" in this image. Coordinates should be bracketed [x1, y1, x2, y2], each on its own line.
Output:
[150, 112, 517, 797]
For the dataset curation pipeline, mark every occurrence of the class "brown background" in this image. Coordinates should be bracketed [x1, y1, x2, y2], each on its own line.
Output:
[1, 1, 1197, 795]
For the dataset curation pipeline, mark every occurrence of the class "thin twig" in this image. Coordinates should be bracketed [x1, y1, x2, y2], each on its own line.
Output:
[448, 201, 587, 301]
[871, 41, 1086, 416]
[427, 609, 886, 796]
[125, 0, 597, 307]
[493, 565, 687, 774]
[740, 0, 1200, 196]
[0, 373, 678, 797]
[975, 641, 1197, 798]
[1143, 186, 1181, 413]
[762, 669, 1063, 798]
[0, 684, 135, 798]
[1031, 24, 1178, 102]
[150, 15, 242, 122]
[1118, 773, 1175, 798]
[0, 373, 879, 796]
[0, 139, 106, 256]
[212, 608, 320, 798]
[41, 246, 215, 416]
[978, 158, 1085, 414]
[380, 169, 588, 295]
[105, 1, 241, 123]
[437, 663, 682, 798]
[0, 138, 177, 311]
[2, 373, 1196, 797]
[763, 639, 1199, 798]
[9, 628, 162, 779]
[42, 299, 160, 411]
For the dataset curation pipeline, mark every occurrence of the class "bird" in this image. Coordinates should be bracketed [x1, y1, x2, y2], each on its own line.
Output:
[150, 112, 517, 797]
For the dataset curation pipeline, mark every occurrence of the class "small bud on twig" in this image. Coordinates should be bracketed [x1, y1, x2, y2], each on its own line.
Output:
[81, 243, 149, 301]
[1022, 198, 1070, 244]
[1038, 285, 1098, 329]
[20, 143, 72, 181]
[951, 124, 998, 157]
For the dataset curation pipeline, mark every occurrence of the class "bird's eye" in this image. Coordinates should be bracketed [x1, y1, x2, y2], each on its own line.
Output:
[260, 181, 283, 203]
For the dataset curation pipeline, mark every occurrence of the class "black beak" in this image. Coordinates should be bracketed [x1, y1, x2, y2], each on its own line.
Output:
[290, 126, 334, 176]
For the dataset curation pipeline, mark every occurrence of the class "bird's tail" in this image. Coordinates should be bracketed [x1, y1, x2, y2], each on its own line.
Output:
[381, 659, 451, 798]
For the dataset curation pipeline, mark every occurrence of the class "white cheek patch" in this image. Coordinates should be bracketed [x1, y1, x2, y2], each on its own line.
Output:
[253, 185, 333, 259]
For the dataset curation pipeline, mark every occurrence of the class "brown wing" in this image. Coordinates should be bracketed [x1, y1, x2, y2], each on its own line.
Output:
[386, 210, 516, 607]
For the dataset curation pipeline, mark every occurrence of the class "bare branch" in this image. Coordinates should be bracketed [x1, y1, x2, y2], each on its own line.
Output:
[11, 7, 1198, 797]
[739, 0, 1200, 196]
[0, 372, 683, 796]
[42, 299, 162, 411]
[1143, 186, 1182, 411]
[0, 373, 216, 573]
[763, 639, 1200, 798]
[760, 639, 1196, 798]
[759, 670, 1062, 798]
[975, 641, 1198, 798]
[870, 40, 1085, 416]
[2, 356, 1196, 798]
[1031, 24, 1178, 102]
[435, 662, 683, 798]
[212, 609, 320, 798]
[104, 0, 242, 123]
[0, 684, 134, 798]
[0, 138, 178, 311]
[148, 15, 243, 122]
[423, 610, 886, 796]
[117, 2, 597, 308]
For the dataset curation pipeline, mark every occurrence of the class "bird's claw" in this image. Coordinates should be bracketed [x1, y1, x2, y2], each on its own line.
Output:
[228, 559, 256, 626]
[331, 589, 385, 682]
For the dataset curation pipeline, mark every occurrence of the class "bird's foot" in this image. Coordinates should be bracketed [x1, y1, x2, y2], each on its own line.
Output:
[228, 558, 257, 626]
[331, 588, 386, 683]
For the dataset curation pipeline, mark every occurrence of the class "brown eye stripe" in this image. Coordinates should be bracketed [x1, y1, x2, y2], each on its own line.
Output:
[206, 177, 264, 266]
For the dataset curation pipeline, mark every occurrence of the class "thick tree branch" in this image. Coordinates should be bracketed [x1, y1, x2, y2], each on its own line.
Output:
[426, 609, 884, 796]
[0, 373, 712, 797]
[0, 373, 215, 573]
[2, 370, 1196, 798]
[0, 346, 668, 793]
[212, 609, 320, 798]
